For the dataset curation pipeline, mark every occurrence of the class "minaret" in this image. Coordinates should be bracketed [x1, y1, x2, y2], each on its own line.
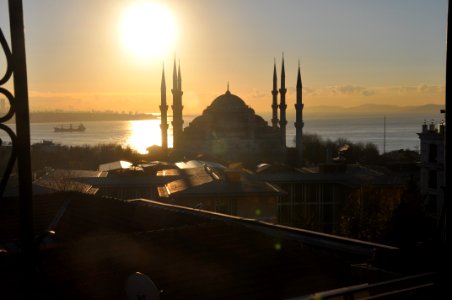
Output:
[171, 58, 183, 149]
[160, 65, 168, 150]
[271, 58, 279, 129]
[295, 60, 304, 165]
[279, 54, 287, 147]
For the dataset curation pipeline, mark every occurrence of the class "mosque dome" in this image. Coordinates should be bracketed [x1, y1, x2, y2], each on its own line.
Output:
[206, 90, 250, 114]
[181, 89, 284, 160]
[183, 90, 271, 137]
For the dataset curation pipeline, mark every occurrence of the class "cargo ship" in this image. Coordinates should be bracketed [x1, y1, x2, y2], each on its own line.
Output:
[54, 124, 86, 132]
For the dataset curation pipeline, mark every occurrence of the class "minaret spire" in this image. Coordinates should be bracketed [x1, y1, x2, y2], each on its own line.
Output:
[295, 60, 304, 165]
[178, 60, 182, 91]
[279, 53, 287, 148]
[172, 56, 184, 150]
[172, 55, 177, 91]
[296, 59, 302, 89]
[160, 64, 168, 150]
[271, 58, 279, 129]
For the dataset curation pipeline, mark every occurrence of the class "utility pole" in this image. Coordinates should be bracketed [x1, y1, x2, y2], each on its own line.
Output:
[383, 116, 386, 154]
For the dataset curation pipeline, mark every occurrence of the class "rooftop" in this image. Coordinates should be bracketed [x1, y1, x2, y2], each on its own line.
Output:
[158, 166, 284, 198]
[251, 163, 409, 187]
[0, 192, 402, 299]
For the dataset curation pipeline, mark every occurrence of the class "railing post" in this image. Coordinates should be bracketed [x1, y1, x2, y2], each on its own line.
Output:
[8, 0, 35, 296]
[9, 0, 34, 249]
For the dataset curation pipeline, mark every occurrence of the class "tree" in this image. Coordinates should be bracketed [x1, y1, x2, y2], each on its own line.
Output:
[299, 133, 380, 165]
[339, 185, 399, 242]
[384, 177, 434, 249]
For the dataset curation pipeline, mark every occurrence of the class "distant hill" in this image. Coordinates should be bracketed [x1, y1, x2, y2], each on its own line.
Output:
[303, 103, 444, 117]
[4, 104, 444, 123]
[6, 111, 157, 123]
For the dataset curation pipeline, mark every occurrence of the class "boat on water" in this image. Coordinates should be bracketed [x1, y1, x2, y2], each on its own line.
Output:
[54, 124, 86, 132]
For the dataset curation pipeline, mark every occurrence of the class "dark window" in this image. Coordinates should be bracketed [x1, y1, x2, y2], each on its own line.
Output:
[307, 185, 317, 202]
[428, 170, 437, 189]
[322, 204, 334, 224]
[427, 195, 437, 213]
[429, 143, 437, 163]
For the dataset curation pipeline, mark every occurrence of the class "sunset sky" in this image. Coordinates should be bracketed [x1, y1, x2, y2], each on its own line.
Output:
[0, 0, 448, 114]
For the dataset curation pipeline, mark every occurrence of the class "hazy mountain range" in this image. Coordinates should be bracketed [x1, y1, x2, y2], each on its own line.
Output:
[2, 104, 444, 123]
[303, 103, 444, 117]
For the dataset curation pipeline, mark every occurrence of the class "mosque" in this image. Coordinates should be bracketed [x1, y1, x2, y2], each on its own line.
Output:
[160, 56, 304, 165]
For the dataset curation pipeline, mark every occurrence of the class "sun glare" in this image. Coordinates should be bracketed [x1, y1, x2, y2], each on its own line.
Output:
[127, 120, 163, 154]
[120, 2, 176, 61]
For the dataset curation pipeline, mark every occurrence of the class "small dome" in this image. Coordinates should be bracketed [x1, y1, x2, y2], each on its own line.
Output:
[206, 91, 250, 113]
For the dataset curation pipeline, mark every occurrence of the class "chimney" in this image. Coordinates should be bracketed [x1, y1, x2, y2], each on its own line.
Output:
[429, 121, 436, 132]
[439, 120, 445, 135]
[422, 120, 428, 133]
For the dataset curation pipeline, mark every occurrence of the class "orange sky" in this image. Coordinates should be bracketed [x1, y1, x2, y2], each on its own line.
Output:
[0, 0, 447, 114]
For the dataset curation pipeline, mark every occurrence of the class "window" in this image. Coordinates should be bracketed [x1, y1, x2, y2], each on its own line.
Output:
[427, 195, 437, 213]
[428, 170, 437, 189]
[428, 144, 437, 163]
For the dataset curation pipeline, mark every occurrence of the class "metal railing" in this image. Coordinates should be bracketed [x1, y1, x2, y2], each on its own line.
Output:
[1, 0, 35, 296]
[293, 272, 436, 300]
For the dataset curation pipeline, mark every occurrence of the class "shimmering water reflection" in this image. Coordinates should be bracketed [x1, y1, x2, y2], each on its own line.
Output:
[0, 114, 434, 154]
[126, 119, 173, 154]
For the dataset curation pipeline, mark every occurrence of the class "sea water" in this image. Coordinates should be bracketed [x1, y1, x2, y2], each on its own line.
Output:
[0, 113, 441, 154]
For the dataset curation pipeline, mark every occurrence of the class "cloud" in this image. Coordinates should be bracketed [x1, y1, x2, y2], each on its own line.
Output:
[315, 83, 444, 98]
[386, 84, 444, 95]
[303, 86, 316, 95]
[322, 85, 376, 97]
[417, 84, 444, 94]
[361, 89, 376, 96]
[393, 86, 417, 94]
[338, 85, 365, 94]
[251, 88, 267, 99]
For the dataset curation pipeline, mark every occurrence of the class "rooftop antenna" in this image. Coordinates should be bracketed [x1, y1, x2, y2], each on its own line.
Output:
[383, 115, 386, 154]
[126, 272, 160, 300]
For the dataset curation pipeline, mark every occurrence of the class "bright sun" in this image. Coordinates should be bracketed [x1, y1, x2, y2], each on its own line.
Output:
[120, 2, 176, 60]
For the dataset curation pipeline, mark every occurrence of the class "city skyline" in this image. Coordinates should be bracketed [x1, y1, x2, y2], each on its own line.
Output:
[0, 0, 448, 114]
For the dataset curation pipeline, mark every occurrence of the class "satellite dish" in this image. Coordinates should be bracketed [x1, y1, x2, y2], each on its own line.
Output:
[126, 272, 160, 300]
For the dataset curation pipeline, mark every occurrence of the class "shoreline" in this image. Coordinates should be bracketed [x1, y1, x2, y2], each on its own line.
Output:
[5, 112, 158, 124]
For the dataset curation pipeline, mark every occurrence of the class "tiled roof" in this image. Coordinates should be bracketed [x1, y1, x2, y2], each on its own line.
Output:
[249, 164, 407, 187]
[160, 167, 284, 198]
[76, 175, 172, 187]
[33, 178, 97, 194]
[175, 160, 226, 170]
[45, 169, 107, 178]
[98, 160, 133, 171]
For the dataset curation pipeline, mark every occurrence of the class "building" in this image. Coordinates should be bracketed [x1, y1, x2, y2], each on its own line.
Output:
[250, 162, 407, 234]
[418, 119, 446, 219]
[1, 192, 425, 299]
[161, 56, 305, 165]
[181, 89, 284, 162]
[33, 169, 102, 195]
[78, 161, 178, 200]
[23, 161, 178, 200]
[157, 162, 284, 223]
